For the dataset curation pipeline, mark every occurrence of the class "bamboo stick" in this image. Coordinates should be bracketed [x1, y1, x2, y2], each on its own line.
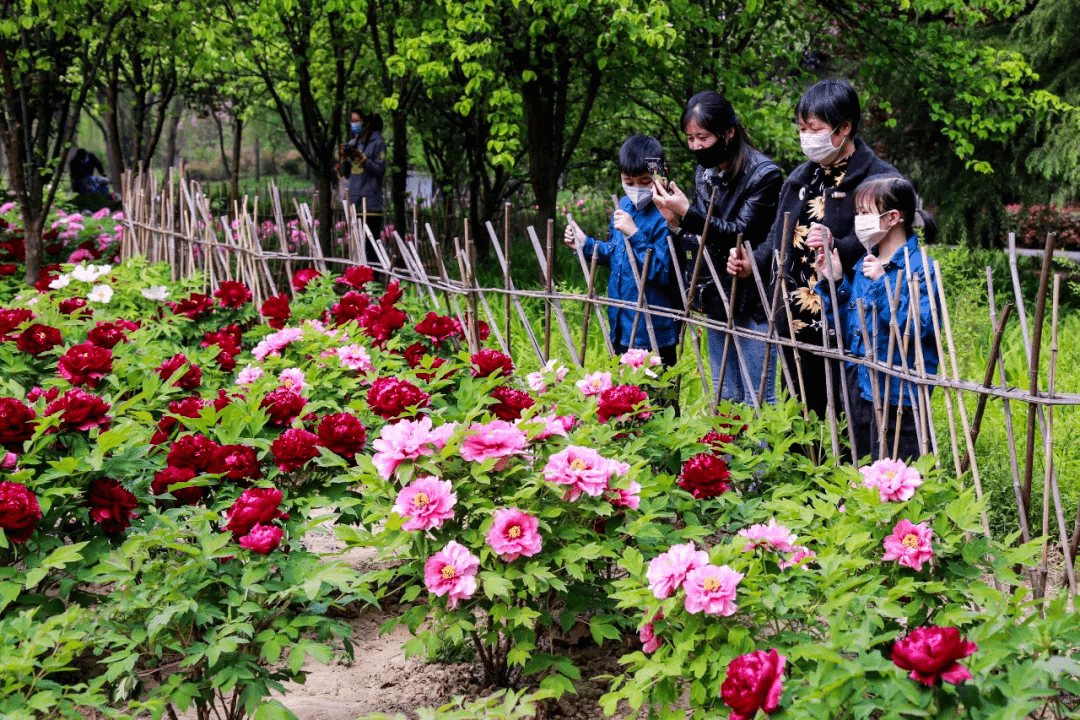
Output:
[485, 221, 545, 363]
[525, 226, 581, 365]
[959, 303, 1013, 474]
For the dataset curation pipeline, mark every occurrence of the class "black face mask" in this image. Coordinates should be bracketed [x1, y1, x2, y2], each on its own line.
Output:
[692, 137, 733, 169]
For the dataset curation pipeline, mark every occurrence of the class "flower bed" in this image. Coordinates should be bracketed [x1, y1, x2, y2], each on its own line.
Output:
[0, 205, 1078, 720]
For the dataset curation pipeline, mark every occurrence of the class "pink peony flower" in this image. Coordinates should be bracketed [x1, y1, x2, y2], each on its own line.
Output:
[371, 416, 440, 479]
[883, 519, 934, 571]
[639, 611, 663, 654]
[521, 414, 575, 442]
[620, 348, 661, 374]
[683, 564, 743, 616]
[860, 458, 923, 502]
[394, 476, 456, 531]
[239, 523, 285, 554]
[891, 626, 977, 686]
[459, 420, 528, 467]
[646, 542, 710, 599]
[237, 365, 264, 385]
[739, 518, 797, 554]
[779, 546, 817, 570]
[542, 445, 620, 500]
[278, 368, 306, 392]
[721, 649, 786, 720]
[485, 507, 543, 562]
[337, 344, 373, 372]
[575, 371, 612, 396]
[424, 540, 480, 608]
[608, 480, 642, 510]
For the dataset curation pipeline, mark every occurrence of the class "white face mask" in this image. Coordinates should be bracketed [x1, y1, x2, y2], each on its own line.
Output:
[854, 212, 888, 253]
[622, 183, 653, 211]
[800, 129, 843, 165]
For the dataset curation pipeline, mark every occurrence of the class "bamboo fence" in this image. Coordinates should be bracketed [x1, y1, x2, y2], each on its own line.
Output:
[122, 170, 1079, 602]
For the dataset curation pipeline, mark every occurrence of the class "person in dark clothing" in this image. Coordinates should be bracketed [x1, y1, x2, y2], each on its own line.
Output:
[652, 91, 782, 406]
[340, 109, 387, 261]
[69, 149, 107, 194]
[728, 79, 901, 423]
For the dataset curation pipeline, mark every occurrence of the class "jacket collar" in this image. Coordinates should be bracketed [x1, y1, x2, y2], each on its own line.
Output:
[880, 234, 922, 271]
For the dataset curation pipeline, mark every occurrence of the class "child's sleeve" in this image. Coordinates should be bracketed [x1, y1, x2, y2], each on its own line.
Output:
[582, 221, 615, 267]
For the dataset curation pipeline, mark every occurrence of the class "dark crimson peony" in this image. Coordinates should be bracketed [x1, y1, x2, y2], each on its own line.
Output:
[891, 626, 978, 686]
[17, 324, 62, 356]
[677, 452, 731, 499]
[596, 385, 651, 423]
[213, 389, 242, 413]
[701, 430, 736, 447]
[720, 649, 786, 720]
[339, 265, 375, 289]
[26, 387, 59, 404]
[87, 320, 134, 349]
[213, 280, 252, 308]
[201, 324, 242, 354]
[260, 387, 306, 426]
[157, 354, 202, 390]
[359, 305, 407, 344]
[0, 398, 36, 452]
[57, 343, 113, 388]
[415, 312, 462, 343]
[239, 523, 284, 554]
[366, 377, 430, 421]
[0, 264, 16, 276]
[404, 343, 447, 381]
[213, 348, 237, 372]
[0, 308, 34, 341]
[0, 481, 41, 543]
[489, 386, 535, 421]
[291, 268, 322, 292]
[86, 478, 138, 533]
[316, 412, 367, 458]
[151, 466, 203, 506]
[471, 349, 514, 378]
[209, 444, 263, 481]
[168, 292, 215, 321]
[332, 291, 371, 325]
[225, 487, 287, 536]
[45, 389, 111, 433]
[58, 297, 92, 317]
[166, 433, 220, 473]
[260, 294, 291, 329]
[463, 314, 491, 342]
[271, 428, 321, 472]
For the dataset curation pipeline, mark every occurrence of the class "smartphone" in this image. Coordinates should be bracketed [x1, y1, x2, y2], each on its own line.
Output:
[645, 157, 669, 190]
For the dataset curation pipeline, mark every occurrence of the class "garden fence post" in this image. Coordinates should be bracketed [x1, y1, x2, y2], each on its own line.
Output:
[664, 234, 713, 412]
[485, 221, 546, 364]
[525, 225, 581, 366]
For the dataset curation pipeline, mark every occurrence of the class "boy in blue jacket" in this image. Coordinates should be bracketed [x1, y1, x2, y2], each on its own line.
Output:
[564, 135, 679, 366]
[814, 175, 939, 462]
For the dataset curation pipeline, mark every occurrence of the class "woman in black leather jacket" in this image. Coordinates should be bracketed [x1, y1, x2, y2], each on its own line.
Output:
[653, 91, 782, 406]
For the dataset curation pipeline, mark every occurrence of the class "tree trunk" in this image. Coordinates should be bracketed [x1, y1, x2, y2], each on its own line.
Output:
[254, 132, 260, 185]
[103, 61, 124, 189]
[22, 213, 42, 287]
[391, 106, 408, 235]
[164, 96, 181, 167]
[230, 115, 243, 208]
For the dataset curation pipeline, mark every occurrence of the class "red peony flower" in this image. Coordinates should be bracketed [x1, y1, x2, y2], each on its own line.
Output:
[0, 398, 36, 452]
[225, 487, 287, 536]
[332, 290, 371, 325]
[209, 444, 263, 481]
[404, 343, 448, 381]
[26, 387, 59, 404]
[86, 478, 138, 533]
[415, 312, 462, 343]
[58, 297, 92, 317]
[677, 452, 732, 499]
[260, 387, 306, 426]
[157, 354, 202, 390]
[213, 280, 252, 308]
[239, 523, 284, 554]
[168, 292, 215, 321]
[57, 343, 113, 388]
[87, 321, 135, 349]
[891, 626, 978, 686]
[471, 349, 514, 378]
[17, 324, 62, 356]
[0, 308, 34, 341]
[489, 386, 535, 421]
[201, 324, 242, 354]
[213, 389, 241, 413]
[151, 466, 203, 506]
[339, 265, 375, 289]
[0, 263, 16, 276]
[463, 313, 491, 341]
[45, 389, 111, 433]
[213, 348, 237, 372]
[0, 481, 42, 543]
[166, 433, 220, 473]
[260, 294, 291, 329]
[291, 268, 322, 292]
[597, 385, 651, 423]
[366, 377, 430, 421]
[316, 412, 367, 458]
[720, 649, 786, 720]
[359, 305, 407, 344]
[271, 428, 321, 472]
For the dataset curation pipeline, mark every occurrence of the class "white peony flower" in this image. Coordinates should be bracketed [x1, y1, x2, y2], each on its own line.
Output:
[141, 285, 170, 301]
[96, 264, 113, 277]
[48, 274, 71, 290]
[71, 264, 100, 283]
[87, 284, 114, 303]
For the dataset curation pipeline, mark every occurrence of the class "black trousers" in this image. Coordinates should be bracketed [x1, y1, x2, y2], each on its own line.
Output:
[846, 363, 922, 463]
[781, 341, 843, 423]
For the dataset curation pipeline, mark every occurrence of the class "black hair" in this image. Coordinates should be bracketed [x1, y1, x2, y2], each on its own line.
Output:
[680, 91, 754, 177]
[795, 80, 861, 138]
[617, 134, 664, 176]
[854, 175, 938, 244]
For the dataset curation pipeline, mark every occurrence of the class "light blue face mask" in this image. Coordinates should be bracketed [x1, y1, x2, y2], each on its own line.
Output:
[622, 183, 653, 211]
[351, 122, 363, 134]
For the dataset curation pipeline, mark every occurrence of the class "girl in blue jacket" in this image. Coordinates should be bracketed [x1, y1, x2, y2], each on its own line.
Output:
[814, 175, 939, 462]
[564, 135, 680, 367]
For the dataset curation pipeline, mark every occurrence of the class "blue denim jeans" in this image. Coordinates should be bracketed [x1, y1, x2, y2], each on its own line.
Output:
[707, 318, 777, 407]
